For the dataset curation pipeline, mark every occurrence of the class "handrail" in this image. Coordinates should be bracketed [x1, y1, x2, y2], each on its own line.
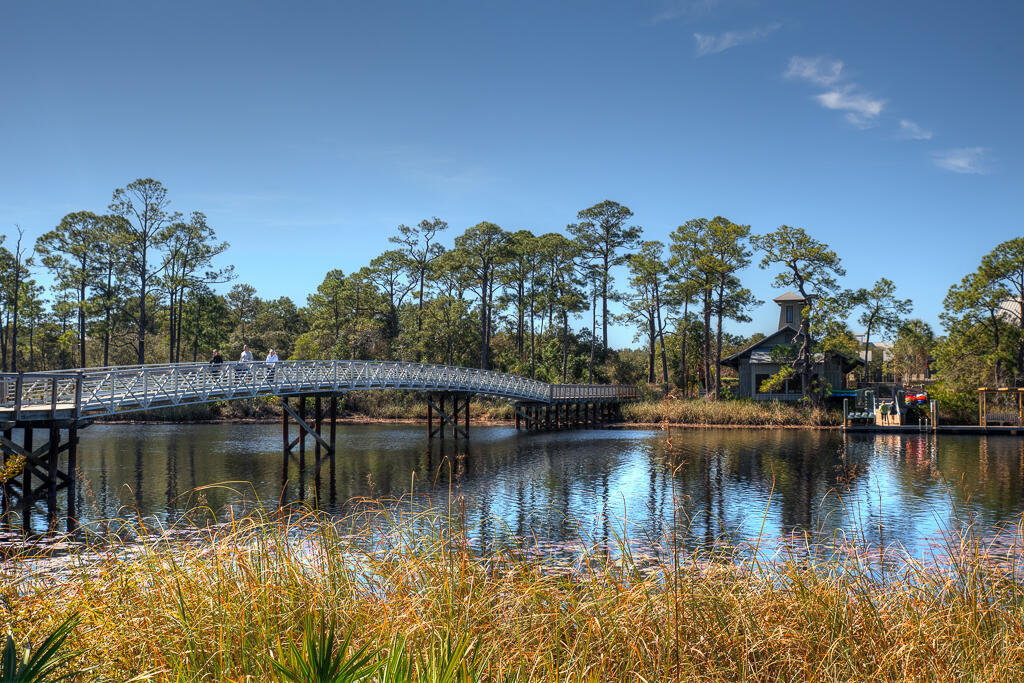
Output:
[0, 361, 638, 419]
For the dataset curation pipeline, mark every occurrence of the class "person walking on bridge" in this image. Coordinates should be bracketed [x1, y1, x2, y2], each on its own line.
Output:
[210, 349, 224, 382]
[265, 349, 278, 382]
[238, 344, 254, 382]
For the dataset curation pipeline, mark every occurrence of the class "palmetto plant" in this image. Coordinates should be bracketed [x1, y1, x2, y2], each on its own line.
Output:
[1, 615, 78, 683]
[414, 635, 485, 683]
[271, 616, 379, 683]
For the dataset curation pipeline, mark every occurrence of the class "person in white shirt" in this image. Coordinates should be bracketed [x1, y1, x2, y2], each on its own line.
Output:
[237, 344, 254, 381]
[265, 349, 278, 381]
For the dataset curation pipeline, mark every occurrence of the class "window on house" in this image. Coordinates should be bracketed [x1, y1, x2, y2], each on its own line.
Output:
[785, 306, 794, 324]
[755, 374, 772, 394]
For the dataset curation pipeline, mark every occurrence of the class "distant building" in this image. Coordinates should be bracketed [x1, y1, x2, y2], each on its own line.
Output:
[721, 292, 862, 400]
[854, 335, 894, 363]
[998, 297, 1023, 326]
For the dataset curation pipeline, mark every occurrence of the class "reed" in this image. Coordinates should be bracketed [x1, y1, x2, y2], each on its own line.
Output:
[622, 398, 841, 426]
[3, 498, 1024, 682]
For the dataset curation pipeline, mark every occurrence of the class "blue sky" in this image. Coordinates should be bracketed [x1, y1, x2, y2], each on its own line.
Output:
[2, 1, 1020, 349]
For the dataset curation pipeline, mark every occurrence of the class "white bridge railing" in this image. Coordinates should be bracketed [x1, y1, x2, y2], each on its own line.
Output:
[0, 361, 638, 419]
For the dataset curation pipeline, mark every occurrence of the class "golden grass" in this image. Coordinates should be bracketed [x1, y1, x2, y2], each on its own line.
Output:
[4, 500, 1024, 682]
[623, 399, 842, 426]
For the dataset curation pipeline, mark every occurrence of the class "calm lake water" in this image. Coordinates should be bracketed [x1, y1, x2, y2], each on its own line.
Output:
[18, 423, 1024, 558]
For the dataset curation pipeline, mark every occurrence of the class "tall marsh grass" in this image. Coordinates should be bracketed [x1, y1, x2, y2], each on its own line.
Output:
[4, 500, 1024, 681]
[623, 398, 841, 426]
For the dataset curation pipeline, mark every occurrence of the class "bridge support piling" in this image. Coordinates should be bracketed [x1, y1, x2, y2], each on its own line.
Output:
[314, 396, 323, 468]
[426, 393, 470, 440]
[298, 398, 306, 470]
[67, 425, 77, 532]
[1, 425, 10, 517]
[47, 424, 59, 529]
[22, 428, 32, 531]
[282, 398, 290, 454]
[0, 422, 86, 533]
[329, 396, 337, 463]
[281, 395, 337, 466]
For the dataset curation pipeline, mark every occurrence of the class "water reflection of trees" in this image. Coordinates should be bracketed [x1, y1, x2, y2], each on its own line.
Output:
[66, 425, 1024, 559]
[645, 429, 861, 553]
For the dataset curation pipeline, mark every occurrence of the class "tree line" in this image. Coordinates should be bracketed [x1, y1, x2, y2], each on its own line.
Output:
[1, 177, 1019, 403]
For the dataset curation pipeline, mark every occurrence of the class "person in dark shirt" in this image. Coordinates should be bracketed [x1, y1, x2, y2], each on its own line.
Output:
[210, 349, 224, 377]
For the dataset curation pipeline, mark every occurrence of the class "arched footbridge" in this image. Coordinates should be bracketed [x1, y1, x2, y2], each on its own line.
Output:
[0, 361, 639, 530]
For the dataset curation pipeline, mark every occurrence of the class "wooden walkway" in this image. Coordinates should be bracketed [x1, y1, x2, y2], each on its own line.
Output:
[0, 360, 638, 422]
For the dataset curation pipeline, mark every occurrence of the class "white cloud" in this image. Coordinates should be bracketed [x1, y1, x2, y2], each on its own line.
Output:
[693, 23, 781, 56]
[785, 56, 887, 128]
[814, 88, 886, 127]
[651, 0, 721, 24]
[932, 147, 989, 174]
[898, 119, 933, 140]
[784, 56, 843, 86]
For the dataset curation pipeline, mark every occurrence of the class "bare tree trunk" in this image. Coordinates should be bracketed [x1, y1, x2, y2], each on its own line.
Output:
[702, 289, 712, 397]
[79, 280, 87, 367]
[602, 253, 609, 350]
[168, 290, 176, 364]
[0, 311, 7, 372]
[647, 309, 655, 384]
[530, 290, 536, 379]
[680, 298, 690, 394]
[712, 281, 726, 399]
[561, 310, 569, 382]
[714, 301, 724, 400]
[479, 272, 489, 370]
[863, 328, 872, 385]
[138, 249, 147, 365]
[518, 280, 525, 360]
[588, 285, 597, 383]
[655, 283, 668, 384]
[10, 229, 27, 372]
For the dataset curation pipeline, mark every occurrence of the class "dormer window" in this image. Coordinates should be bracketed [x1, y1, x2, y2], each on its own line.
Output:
[785, 306, 793, 324]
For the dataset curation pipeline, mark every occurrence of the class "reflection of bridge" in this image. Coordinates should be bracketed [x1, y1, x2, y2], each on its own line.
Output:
[0, 361, 639, 531]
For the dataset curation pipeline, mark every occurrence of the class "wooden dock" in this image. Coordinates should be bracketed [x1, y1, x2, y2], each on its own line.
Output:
[844, 424, 1024, 435]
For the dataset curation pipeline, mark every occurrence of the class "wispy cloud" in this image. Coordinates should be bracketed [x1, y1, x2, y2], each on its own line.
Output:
[932, 147, 989, 174]
[784, 56, 843, 86]
[785, 56, 884, 127]
[898, 119, 933, 140]
[378, 145, 496, 194]
[651, 0, 721, 24]
[694, 23, 781, 56]
[814, 88, 886, 127]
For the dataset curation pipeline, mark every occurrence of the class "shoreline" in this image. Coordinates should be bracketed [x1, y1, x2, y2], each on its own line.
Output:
[94, 415, 844, 429]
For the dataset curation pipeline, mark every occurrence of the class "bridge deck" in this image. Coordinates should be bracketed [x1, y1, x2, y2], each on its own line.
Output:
[0, 360, 639, 422]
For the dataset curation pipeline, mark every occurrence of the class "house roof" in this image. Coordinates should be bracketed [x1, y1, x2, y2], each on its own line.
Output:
[721, 324, 865, 371]
[721, 326, 798, 368]
[773, 291, 806, 303]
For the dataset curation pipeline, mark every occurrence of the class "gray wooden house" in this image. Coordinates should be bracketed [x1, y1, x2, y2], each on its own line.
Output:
[720, 292, 862, 401]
